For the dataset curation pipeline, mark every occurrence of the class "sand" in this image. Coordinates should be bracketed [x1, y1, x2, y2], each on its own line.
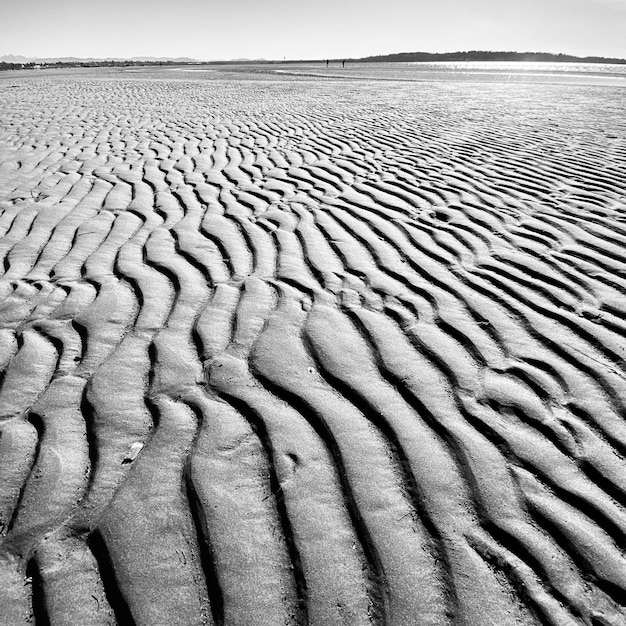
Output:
[0, 65, 625, 626]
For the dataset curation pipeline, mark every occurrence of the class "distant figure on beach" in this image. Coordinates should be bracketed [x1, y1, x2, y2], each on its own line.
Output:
[326, 59, 329, 67]
[342, 60, 345, 68]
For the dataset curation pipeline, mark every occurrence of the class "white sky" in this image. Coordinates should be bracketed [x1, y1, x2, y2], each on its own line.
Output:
[1, 0, 625, 60]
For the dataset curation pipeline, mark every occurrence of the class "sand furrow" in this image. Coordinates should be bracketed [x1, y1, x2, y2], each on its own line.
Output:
[95, 397, 212, 625]
[187, 391, 304, 626]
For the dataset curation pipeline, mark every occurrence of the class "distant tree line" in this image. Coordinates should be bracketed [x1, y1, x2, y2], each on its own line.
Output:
[358, 51, 626, 64]
[1, 62, 30, 71]
[0, 60, 197, 72]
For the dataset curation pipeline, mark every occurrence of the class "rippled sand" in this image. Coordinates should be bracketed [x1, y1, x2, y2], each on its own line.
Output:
[0, 66, 625, 625]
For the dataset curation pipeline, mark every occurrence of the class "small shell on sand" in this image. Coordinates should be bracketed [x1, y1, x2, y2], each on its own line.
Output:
[122, 442, 144, 464]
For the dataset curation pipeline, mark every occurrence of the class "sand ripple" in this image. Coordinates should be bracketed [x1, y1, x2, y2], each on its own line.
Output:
[0, 72, 625, 625]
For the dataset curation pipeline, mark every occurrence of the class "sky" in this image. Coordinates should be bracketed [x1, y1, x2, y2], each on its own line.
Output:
[1, 0, 625, 60]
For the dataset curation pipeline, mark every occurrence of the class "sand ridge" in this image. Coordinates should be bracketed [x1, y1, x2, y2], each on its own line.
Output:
[0, 70, 625, 625]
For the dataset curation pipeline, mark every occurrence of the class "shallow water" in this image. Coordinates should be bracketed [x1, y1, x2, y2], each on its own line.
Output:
[267, 60, 626, 86]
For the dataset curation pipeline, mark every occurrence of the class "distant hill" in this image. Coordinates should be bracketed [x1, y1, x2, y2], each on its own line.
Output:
[0, 55, 33, 63]
[358, 51, 626, 64]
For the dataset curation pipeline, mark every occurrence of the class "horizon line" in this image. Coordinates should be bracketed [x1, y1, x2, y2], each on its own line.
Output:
[2, 49, 626, 64]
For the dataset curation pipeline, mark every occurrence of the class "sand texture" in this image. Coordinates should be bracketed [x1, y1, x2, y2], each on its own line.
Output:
[0, 68, 625, 625]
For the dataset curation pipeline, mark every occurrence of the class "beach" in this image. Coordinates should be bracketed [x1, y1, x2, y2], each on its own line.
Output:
[0, 64, 625, 625]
